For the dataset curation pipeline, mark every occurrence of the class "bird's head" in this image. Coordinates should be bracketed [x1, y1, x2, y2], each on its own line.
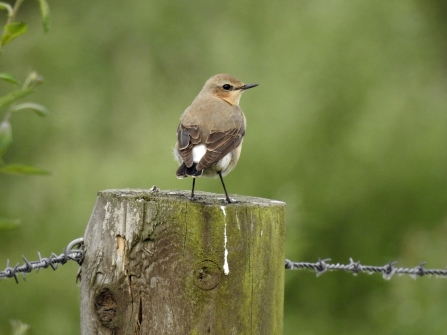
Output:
[202, 74, 258, 106]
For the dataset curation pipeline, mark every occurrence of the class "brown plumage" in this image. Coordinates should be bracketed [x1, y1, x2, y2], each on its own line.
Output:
[173, 74, 258, 203]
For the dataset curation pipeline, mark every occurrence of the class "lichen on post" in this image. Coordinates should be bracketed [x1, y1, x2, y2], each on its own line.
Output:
[80, 189, 286, 335]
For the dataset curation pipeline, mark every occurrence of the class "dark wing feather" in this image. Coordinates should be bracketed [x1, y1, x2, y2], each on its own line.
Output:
[196, 127, 244, 171]
[176, 124, 200, 168]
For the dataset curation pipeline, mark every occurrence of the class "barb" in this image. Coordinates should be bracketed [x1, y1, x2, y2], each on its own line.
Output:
[0, 238, 84, 283]
[285, 258, 447, 280]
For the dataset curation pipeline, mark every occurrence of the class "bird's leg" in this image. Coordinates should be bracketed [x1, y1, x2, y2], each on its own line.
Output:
[218, 171, 233, 203]
[191, 178, 196, 199]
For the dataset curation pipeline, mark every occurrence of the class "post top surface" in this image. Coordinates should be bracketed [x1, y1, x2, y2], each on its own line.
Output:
[98, 188, 285, 207]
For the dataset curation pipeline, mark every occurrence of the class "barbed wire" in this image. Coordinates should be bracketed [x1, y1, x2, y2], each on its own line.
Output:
[2, 237, 447, 282]
[285, 258, 447, 280]
[0, 238, 84, 283]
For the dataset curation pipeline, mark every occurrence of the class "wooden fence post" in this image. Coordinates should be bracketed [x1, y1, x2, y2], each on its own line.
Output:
[80, 189, 286, 335]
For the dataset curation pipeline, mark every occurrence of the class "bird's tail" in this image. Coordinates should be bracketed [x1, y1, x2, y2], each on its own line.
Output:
[176, 163, 203, 179]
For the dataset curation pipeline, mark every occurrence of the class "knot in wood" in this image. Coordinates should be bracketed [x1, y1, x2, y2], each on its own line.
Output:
[94, 288, 118, 329]
[193, 260, 222, 290]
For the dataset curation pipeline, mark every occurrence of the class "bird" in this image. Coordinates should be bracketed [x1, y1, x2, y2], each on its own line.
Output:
[173, 74, 258, 203]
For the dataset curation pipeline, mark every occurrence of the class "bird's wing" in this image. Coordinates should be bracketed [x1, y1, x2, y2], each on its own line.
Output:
[196, 127, 245, 171]
[176, 123, 200, 168]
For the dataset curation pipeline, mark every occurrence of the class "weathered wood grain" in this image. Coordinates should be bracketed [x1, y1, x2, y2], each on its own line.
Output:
[80, 189, 285, 335]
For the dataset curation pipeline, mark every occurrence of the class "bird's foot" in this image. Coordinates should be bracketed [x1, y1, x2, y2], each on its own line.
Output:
[189, 194, 204, 201]
[222, 197, 237, 204]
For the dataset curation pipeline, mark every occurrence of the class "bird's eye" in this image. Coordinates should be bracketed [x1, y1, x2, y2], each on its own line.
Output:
[222, 84, 232, 91]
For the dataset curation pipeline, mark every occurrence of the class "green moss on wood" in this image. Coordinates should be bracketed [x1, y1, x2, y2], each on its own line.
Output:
[81, 189, 285, 335]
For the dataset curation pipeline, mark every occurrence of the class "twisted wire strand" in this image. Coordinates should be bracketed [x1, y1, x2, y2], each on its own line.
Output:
[285, 258, 447, 280]
[0, 238, 84, 283]
[2, 237, 447, 282]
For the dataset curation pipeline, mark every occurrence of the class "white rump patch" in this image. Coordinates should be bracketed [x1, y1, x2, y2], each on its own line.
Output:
[216, 152, 232, 172]
[192, 144, 206, 163]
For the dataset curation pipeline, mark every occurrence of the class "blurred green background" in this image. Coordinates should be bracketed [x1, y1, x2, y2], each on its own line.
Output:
[1, 0, 447, 334]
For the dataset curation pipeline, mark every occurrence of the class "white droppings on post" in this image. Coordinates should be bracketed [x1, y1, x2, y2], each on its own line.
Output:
[221, 206, 229, 275]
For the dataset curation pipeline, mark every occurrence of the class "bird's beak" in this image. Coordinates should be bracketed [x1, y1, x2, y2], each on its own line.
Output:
[239, 83, 258, 90]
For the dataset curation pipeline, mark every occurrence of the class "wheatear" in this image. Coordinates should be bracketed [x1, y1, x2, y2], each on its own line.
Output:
[174, 74, 258, 203]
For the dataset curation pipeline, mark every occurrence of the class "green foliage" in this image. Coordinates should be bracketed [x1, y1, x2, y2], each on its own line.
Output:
[36, 0, 50, 33]
[0, 3, 13, 16]
[0, 164, 50, 175]
[0, 120, 12, 156]
[0, 73, 19, 85]
[0, 89, 34, 111]
[10, 102, 49, 117]
[0, 0, 50, 49]
[0, 4, 50, 230]
[0, 217, 20, 230]
[0, 77, 50, 226]
[1, 22, 27, 46]
[10, 320, 30, 335]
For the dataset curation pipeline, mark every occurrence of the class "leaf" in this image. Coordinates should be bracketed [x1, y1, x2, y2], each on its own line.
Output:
[0, 218, 20, 230]
[12, 102, 49, 116]
[10, 320, 30, 335]
[36, 0, 51, 33]
[0, 73, 20, 85]
[0, 120, 12, 156]
[0, 2, 13, 16]
[0, 89, 33, 110]
[23, 71, 44, 89]
[0, 164, 51, 175]
[1, 22, 28, 46]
